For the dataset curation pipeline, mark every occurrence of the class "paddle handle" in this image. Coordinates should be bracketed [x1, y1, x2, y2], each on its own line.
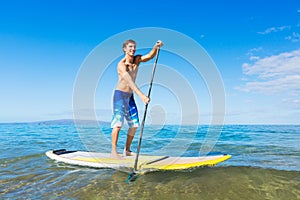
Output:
[133, 46, 160, 172]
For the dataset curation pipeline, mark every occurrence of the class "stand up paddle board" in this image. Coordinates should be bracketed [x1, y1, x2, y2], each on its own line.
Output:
[46, 149, 231, 173]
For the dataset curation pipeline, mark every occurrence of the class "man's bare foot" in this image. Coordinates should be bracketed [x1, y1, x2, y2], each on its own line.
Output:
[123, 149, 135, 156]
[111, 151, 124, 160]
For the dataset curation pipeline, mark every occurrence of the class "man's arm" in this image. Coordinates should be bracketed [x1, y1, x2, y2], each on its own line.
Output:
[139, 40, 163, 62]
[118, 63, 150, 104]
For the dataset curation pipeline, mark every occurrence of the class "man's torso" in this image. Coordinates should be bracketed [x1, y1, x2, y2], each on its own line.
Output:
[115, 55, 140, 92]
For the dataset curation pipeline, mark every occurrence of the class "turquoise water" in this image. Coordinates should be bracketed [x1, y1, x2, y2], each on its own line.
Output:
[1, 122, 300, 199]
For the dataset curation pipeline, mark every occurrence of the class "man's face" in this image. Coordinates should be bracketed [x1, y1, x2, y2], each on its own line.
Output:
[124, 42, 136, 56]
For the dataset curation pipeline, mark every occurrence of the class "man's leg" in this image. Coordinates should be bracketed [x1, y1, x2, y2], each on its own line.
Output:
[124, 127, 137, 156]
[111, 126, 123, 159]
[124, 95, 139, 156]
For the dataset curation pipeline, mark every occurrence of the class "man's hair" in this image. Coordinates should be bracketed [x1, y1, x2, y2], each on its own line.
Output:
[123, 39, 136, 49]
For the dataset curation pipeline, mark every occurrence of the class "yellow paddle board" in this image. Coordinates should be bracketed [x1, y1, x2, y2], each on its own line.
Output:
[46, 149, 231, 172]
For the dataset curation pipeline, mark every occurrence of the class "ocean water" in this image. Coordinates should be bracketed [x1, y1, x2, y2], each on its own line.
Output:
[1, 122, 299, 199]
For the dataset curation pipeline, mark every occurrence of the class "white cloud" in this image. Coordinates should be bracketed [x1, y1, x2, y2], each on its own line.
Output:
[247, 47, 263, 54]
[258, 26, 290, 35]
[246, 47, 263, 58]
[282, 98, 300, 108]
[243, 49, 300, 78]
[249, 56, 260, 61]
[237, 49, 300, 94]
[237, 75, 300, 94]
[285, 32, 300, 42]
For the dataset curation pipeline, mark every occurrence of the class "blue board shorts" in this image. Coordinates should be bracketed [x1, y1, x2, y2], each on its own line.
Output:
[111, 90, 140, 128]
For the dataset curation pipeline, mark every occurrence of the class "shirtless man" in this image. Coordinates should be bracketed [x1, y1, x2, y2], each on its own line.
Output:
[111, 39, 163, 159]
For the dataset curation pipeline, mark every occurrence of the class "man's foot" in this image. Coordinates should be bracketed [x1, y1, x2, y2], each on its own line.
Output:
[123, 149, 135, 156]
[111, 151, 124, 160]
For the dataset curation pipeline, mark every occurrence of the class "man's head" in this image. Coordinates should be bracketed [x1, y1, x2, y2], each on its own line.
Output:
[123, 39, 136, 55]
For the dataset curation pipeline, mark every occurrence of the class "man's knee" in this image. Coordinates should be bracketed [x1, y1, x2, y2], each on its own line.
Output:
[112, 126, 121, 133]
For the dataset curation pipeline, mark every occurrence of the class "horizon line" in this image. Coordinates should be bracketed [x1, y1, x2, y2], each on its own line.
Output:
[0, 118, 299, 126]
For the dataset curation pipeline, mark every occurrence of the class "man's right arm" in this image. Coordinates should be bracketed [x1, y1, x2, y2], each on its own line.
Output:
[118, 63, 150, 104]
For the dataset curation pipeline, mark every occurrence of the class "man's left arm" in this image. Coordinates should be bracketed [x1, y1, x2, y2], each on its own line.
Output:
[139, 40, 163, 63]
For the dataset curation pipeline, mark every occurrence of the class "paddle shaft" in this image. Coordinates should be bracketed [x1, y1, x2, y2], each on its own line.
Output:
[133, 47, 160, 172]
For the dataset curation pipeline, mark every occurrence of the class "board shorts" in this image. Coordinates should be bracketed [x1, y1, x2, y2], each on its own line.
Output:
[111, 90, 140, 128]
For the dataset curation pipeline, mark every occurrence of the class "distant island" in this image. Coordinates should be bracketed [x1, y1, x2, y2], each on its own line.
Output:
[8, 119, 111, 126]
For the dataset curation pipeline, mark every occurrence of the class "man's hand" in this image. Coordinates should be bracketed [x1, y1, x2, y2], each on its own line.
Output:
[141, 94, 150, 104]
[155, 40, 163, 48]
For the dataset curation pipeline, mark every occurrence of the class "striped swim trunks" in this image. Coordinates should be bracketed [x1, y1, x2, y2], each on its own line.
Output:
[111, 90, 139, 128]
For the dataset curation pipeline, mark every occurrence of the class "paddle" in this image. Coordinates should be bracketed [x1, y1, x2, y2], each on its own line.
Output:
[127, 46, 161, 182]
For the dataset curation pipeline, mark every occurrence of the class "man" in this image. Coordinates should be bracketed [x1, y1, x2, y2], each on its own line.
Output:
[111, 39, 163, 159]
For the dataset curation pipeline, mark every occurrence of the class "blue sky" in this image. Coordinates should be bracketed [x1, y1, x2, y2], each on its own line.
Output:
[0, 0, 299, 124]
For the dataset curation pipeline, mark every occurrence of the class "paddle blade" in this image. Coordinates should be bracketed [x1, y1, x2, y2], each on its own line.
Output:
[126, 171, 139, 183]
